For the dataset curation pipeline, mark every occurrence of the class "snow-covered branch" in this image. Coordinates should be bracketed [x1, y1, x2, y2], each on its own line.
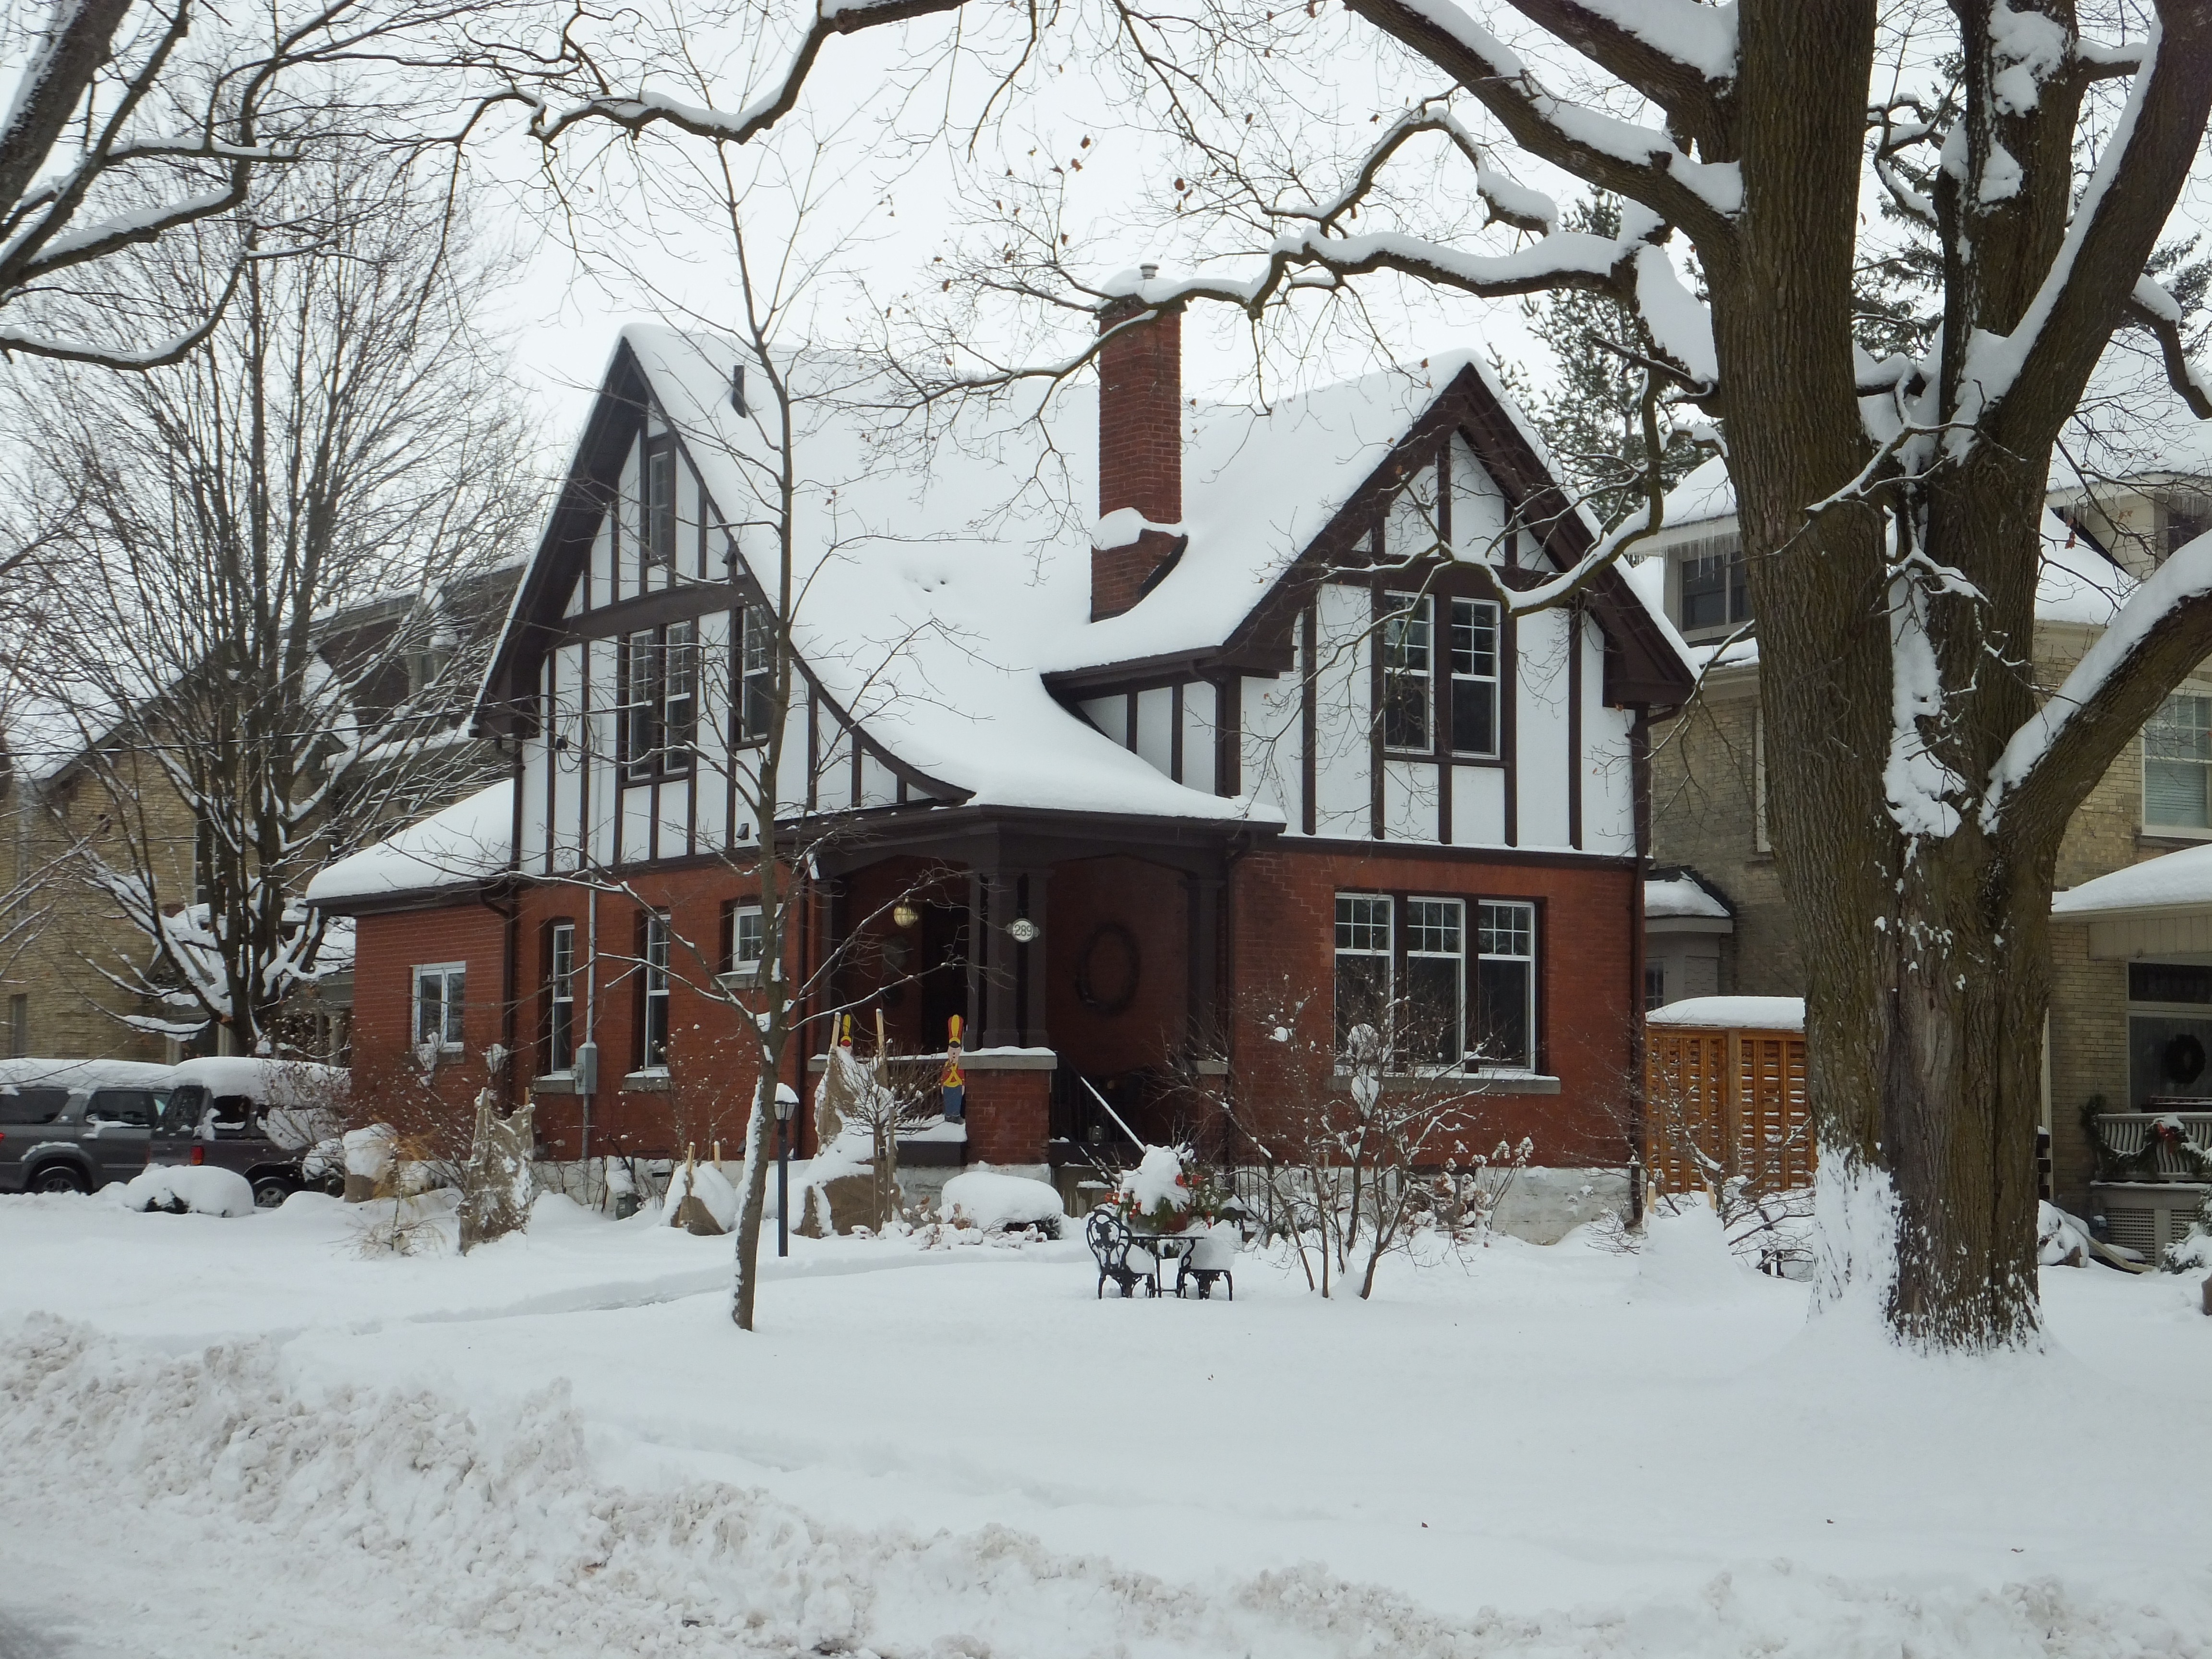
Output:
[1345, 0, 1744, 242]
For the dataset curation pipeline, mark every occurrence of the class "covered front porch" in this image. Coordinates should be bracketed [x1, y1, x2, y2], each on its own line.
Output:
[2051, 847, 2212, 1257]
[804, 806, 1267, 1174]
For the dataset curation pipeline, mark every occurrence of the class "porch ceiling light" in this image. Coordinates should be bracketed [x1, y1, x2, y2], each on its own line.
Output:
[891, 902, 921, 930]
[1007, 917, 1041, 945]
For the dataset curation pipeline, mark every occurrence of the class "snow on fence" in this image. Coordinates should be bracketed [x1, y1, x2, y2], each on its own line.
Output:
[1644, 998, 1813, 1199]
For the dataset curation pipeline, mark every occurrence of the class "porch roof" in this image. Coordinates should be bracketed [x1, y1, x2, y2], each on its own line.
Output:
[2054, 843, 2212, 922]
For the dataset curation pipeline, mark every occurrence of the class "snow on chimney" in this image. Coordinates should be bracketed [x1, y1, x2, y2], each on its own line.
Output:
[1092, 265, 1184, 622]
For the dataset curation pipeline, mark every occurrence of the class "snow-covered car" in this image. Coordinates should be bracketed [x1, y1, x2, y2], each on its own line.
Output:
[144, 1058, 349, 1210]
[0, 1059, 178, 1195]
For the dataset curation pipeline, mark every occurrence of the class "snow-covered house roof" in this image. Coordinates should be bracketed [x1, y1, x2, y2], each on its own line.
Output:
[475, 328, 1692, 825]
[1646, 872, 1732, 921]
[305, 780, 513, 907]
[2053, 843, 2212, 921]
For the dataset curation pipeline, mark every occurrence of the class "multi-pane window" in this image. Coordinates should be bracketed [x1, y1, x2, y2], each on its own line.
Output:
[736, 604, 776, 746]
[645, 438, 677, 565]
[547, 923, 577, 1073]
[1644, 962, 1667, 1011]
[413, 963, 465, 1052]
[1334, 894, 1393, 1052]
[1449, 598, 1500, 757]
[1334, 893, 1539, 1070]
[622, 623, 698, 781]
[1473, 902, 1537, 1069]
[2145, 693, 2212, 831]
[1382, 592, 1433, 751]
[641, 914, 672, 1069]
[1677, 533, 1750, 634]
[1404, 898, 1465, 1065]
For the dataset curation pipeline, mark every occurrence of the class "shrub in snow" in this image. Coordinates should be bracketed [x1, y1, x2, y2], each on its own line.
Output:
[457, 1093, 535, 1253]
[342, 1125, 396, 1202]
[661, 1157, 738, 1235]
[939, 1169, 1064, 1238]
[120, 1165, 256, 1217]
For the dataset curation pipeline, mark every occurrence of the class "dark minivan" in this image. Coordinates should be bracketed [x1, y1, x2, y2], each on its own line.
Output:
[0, 1059, 177, 1194]
[146, 1058, 349, 1209]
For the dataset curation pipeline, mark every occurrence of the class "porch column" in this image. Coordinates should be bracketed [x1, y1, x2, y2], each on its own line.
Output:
[1185, 870, 1224, 1057]
[977, 868, 1021, 1048]
[1017, 867, 1050, 1048]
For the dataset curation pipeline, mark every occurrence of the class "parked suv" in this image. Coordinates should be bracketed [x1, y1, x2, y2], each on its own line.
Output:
[145, 1058, 348, 1209]
[0, 1059, 178, 1194]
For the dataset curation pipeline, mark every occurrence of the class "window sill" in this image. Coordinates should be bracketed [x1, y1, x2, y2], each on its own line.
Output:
[530, 1073, 577, 1095]
[713, 968, 763, 992]
[621, 1069, 672, 1093]
[2140, 827, 2212, 848]
[1337, 1070, 1561, 1096]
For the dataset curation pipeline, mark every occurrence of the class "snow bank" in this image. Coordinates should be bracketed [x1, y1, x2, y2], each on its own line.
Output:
[938, 1169, 1064, 1231]
[1647, 994, 1804, 1031]
[9, 1314, 2208, 1659]
[117, 1165, 256, 1217]
[1635, 1202, 1751, 1301]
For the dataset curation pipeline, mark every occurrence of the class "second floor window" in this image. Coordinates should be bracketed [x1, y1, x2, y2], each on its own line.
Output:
[1678, 533, 1750, 635]
[1382, 592, 1433, 751]
[2146, 692, 2212, 831]
[1449, 597, 1501, 757]
[547, 923, 577, 1073]
[641, 913, 672, 1069]
[645, 437, 677, 565]
[622, 621, 698, 781]
[736, 603, 776, 745]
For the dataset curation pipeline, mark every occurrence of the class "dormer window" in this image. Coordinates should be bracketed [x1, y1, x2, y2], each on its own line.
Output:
[1677, 532, 1750, 638]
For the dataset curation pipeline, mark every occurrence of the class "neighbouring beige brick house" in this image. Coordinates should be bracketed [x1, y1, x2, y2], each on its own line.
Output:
[1629, 416, 2212, 1241]
[0, 568, 519, 1068]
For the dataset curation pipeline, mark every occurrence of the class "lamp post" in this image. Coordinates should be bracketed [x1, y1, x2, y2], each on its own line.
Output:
[775, 1082, 794, 1258]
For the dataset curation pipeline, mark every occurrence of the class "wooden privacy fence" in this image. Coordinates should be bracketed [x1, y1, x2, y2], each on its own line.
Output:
[1644, 1017, 1814, 1197]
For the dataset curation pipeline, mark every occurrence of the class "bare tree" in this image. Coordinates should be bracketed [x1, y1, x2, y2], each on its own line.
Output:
[5, 151, 540, 1055]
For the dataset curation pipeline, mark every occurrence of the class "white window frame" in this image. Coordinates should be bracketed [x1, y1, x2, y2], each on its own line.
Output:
[644, 436, 677, 565]
[640, 914, 672, 1071]
[1404, 896, 1466, 1066]
[1447, 597, 1501, 758]
[2143, 690, 2212, 838]
[729, 903, 765, 982]
[1675, 531, 1750, 640]
[547, 923, 577, 1073]
[736, 603, 776, 747]
[1472, 901, 1538, 1072]
[1381, 591, 1434, 754]
[1333, 892, 1393, 1058]
[412, 962, 466, 1053]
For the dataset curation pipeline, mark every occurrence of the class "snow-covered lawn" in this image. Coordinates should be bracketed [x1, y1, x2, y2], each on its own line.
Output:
[2, 1191, 2207, 1658]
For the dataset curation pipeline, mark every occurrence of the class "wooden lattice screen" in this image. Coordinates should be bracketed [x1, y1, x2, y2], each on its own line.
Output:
[1643, 1024, 1813, 1197]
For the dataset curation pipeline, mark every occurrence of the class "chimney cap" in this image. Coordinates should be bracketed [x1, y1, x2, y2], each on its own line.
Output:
[1140, 262, 1158, 280]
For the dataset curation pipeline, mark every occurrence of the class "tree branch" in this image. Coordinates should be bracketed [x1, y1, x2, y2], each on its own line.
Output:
[1342, 0, 1742, 246]
[2123, 280, 2212, 420]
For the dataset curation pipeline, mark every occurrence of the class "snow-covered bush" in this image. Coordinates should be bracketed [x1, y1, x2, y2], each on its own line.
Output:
[119, 1165, 256, 1217]
[1115, 1145, 1198, 1233]
[661, 1159, 738, 1234]
[940, 1169, 1064, 1238]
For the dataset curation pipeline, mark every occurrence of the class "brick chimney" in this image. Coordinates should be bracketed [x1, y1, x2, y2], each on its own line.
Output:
[1092, 265, 1183, 621]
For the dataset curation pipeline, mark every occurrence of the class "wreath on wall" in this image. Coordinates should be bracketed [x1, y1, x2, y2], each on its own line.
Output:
[1074, 921, 1142, 1016]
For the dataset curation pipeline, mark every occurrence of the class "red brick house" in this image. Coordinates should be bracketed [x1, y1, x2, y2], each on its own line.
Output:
[309, 282, 1694, 1218]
